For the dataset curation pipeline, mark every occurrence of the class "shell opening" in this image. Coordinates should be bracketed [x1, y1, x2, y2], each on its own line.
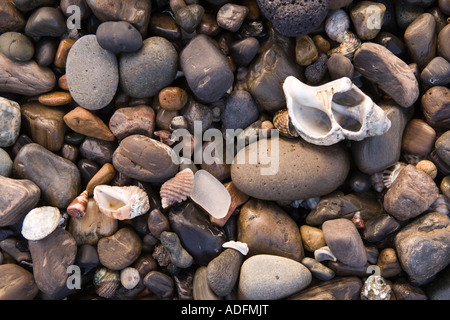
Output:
[331, 89, 364, 132]
[95, 189, 126, 210]
[292, 104, 333, 138]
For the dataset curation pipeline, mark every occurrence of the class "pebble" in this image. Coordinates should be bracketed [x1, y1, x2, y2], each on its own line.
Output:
[0, 175, 40, 227]
[143, 271, 174, 299]
[79, 137, 116, 166]
[85, 163, 115, 196]
[377, 248, 402, 278]
[300, 225, 326, 253]
[392, 277, 427, 300]
[221, 90, 259, 130]
[64, 106, 115, 142]
[395, 212, 450, 283]
[179, 99, 213, 133]
[34, 37, 59, 67]
[295, 35, 318, 67]
[120, 37, 178, 99]
[231, 136, 350, 201]
[384, 164, 439, 221]
[149, 13, 181, 41]
[0, 0, 26, 33]
[159, 87, 189, 111]
[363, 214, 401, 243]
[97, 227, 142, 271]
[193, 266, 221, 300]
[301, 257, 335, 281]
[404, 13, 436, 69]
[424, 265, 450, 300]
[38, 91, 73, 107]
[0, 264, 39, 300]
[147, 209, 170, 239]
[24, 7, 66, 38]
[206, 248, 243, 297]
[305, 53, 328, 85]
[350, 1, 386, 40]
[421, 86, 450, 130]
[109, 105, 155, 140]
[375, 32, 405, 56]
[174, 4, 204, 33]
[96, 21, 143, 53]
[0, 97, 21, 148]
[112, 135, 178, 183]
[54, 39, 75, 69]
[0, 32, 34, 62]
[0, 52, 56, 96]
[288, 276, 362, 300]
[238, 254, 312, 300]
[197, 12, 221, 36]
[256, 0, 328, 37]
[160, 231, 194, 268]
[180, 34, 234, 103]
[29, 228, 77, 299]
[396, 1, 424, 29]
[66, 35, 119, 110]
[13, 143, 81, 209]
[435, 131, 450, 168]
[322, 218, 367, 268]
[402, 119, 436, 156]
[0, 148, 12, 177]
[21, 102, 67, 152]
[168, 202, 226, 266]
[230, 37, 260, 67]
[327, 54, 354, 80]
[354, 42, 419, 108]
[216, 3, 248, 32]
[68, 199, 117, 246]
[438, 24, 450, 62]
[420, 56, 450, 87]
[325, 9, 350, 43]
[312, 34, 331, 54]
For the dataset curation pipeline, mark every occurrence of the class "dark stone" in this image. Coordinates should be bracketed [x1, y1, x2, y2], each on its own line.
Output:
[75, 244, 99, 271]
[288, 276, 362, 300]
[77, 158, 100, 186]
[174, 4, 204, 33]
[149, 13, 181, 41]
[96, 21, 143, 53]
[305, 53, 328, 85]
[421, 86, 450, 130]
[79, 137, 116, 166]
[13, 0, 57, 12]
[24, 7, 66, 38]
[230, 37, 260, 67]
[420, 57, 450, 87]
[374, 31, 405, 56]
[168, 202, 226, 266]
[221, 90, 259, 130]
[143, 271, 174, 299]
[0, 264, 39, 300]
[363, 214, 401, 243]
[424, 266, 450, 300]
[327, 54, 354, 80]
[0, 0, 26, 33]
[34, 37, 59, 67]
[179, 99, 213, 133]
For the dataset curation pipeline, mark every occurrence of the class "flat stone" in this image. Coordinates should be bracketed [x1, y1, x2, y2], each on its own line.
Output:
[384, 164, 439, 221]
[0, 97, 21, 148]
[13, 143, 81, 208]
[143, 271, 174, 299]
[38, 91, 73, 107]
[207, 248, 243, 297]
[353, 42, 419, 108]
[0, 264, 39, 300]
[112, 134, 178, 183]
[231, 136, 350, 201]
[0, 32, 34, 62]
[238, 254, 312, 300]
[322, 218, 367, 267]
[21, 102, 67, 152]
[395, 212, 450, 282]
[0, 53, 56, 96]
[96, 21, 143, 53]
[237, 199, 304, 261]
[64, 106, 115, 142]
[66, 35, 119, 110]
[404, 13, 436, 69]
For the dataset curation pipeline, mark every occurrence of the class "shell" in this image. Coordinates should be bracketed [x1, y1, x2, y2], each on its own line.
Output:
[160, 168, 194, 209]
[382, 162, 407, 189]
[94, 268, 120, 299]
[273, 109, 299, 138]
[67, 190, 88, 218]
[93, 185, 150, 220]
[327, 31, 362, 59]
[314, 246, 337, 262]
[416, 160, 437, 179]
[371, 172, 385, 192]
[222, 240, 249, 255]
[283, 75, 391, 146]
[362, 274, 391, 300]
[120, 267, 140, 290]
[352, 211, 365, 229]
[21, 206, 61, 241]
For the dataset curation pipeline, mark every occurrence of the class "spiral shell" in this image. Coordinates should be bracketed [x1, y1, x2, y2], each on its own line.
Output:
[93, 185, 150, 220]
[362, 274, 391, 300]
[383, 162, 407, 189]
[352, 211, 365, 229]
[327, 31, 362, 59]
[273, 109, 299, 138]
[67, 190, 88, 218]
[160, 168, 194, 209]
[94, 268, 120, 299]
[371, 172, 385, 192]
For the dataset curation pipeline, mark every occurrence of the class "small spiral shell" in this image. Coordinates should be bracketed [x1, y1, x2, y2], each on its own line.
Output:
[67, 190, 88, 218]
[160, 168, 194, 209]
[383, 162, 407, 189]
[327, 31, 362, 59]
[371, 172, 385, 193]
[94, 268, 120, 299]
[273, 109, 299, 138]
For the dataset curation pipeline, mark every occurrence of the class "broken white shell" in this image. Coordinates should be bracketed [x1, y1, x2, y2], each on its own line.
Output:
[283, 76, 391, 146]
[222, 240, 249, 255]
[314, 246, 337, 262]
[93, 185, 150, 220]
[382, 162, 407, 189]
[21, 206, 61, 241]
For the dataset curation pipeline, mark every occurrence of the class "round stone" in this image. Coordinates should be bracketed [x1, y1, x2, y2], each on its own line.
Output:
[0, 32, 34, 62]
[119, 37, 178, 99]
[420, 57, 450, 87]
[221, 90, 259, 130]
[0, 148, 12, 177]
[325, 9, 350, 43]
[66, 35, 119, 110]
[96, 21, 143, 53]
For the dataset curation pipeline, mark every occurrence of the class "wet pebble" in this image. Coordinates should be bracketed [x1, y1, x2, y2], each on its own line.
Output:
[221, 90, 259, 130]
[404, 13, 436, 69]
[206, 248, 243, 297]
[217, 3, 248, 32]
[38, 91, 73, 107]
[420, 56, 450, 87]
[24, 6, 66, 38]
[0, 32, 34, 62]
[0, 97, 21, 148]
[96, 21, 143, 53]
[54, 39, 75, 69]
[0, 264, 38, 300]
[159, 87, 188, 112]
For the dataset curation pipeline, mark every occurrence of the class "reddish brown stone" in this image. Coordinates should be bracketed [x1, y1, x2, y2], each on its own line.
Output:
[38, 91, 73, 106]
[158, 87, 188, 111]
[54, 38, 75, 68]
[109, 105, 155, 140]
[64, 106, 115, 141]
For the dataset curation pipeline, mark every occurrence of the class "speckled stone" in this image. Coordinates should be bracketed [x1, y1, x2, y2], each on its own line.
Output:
[0, 148, 12, 177]
[206, 248, 243, 297]
[0, 97, 21, 148]
[0, 32, 34, 62]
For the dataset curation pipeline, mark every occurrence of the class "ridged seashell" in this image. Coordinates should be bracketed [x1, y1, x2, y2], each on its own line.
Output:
[273, 109, 299, 138]
[327, 31, 362, 59]
[362, 274, 391, 300]
[352, 211, 365, 229]
[416, 160, 437, 179]
[93, 185, 150, 220]
[403, 153, 426, 165]
[427, 194, 450, 215]
[382, 162, 407, 189]
[371, 172, 385, 192]
[94, 268, 120, 299]
[222, 240, 249, 255]
[154, 130, 178, 146]
[120, 267, 140, 290]
[314, 246, 337, 262]
[67, 190, 88, 218]
[21, 206, 61, 241]
[160, 168, 194, 209]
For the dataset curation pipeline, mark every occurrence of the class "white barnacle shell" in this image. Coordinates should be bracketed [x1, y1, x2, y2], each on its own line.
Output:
[314, 246, 337, 262]
[222, 240, 249, 255]
[283, 75, 391, 146]
[21, 206, 61, 241]
[120, 267, 140, 290]
[93, 185, 150, 220]
[382, 162, 407, 189]
[362, 274, 391, 300]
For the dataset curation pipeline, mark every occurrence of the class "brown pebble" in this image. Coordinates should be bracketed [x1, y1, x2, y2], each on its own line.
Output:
[158, 87, 189, 111]
[299, 225, 326, 252]
[156, 108, 178, 131]
[61, 143, 78, 163]
[86, 163, 116, 196]
[210, 181, 249, 227]
[401, 119, 436, 156]
[441, 175, 450, 199]
[377, 248, 402, 278]
[54, 39, 75, 68]
[38, 91, 73, 106]
[64, 106, 116, 141]
[147, 209, 170, 239]
[58, 74, 69, 91]
[416, 160, 437, 179]
[312, 34, 330, 54]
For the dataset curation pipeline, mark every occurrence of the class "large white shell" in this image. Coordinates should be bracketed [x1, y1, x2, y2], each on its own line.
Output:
[21, 206, 61, 241]
[93, 185, 150, 220]
[283, 76, 391, 146]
